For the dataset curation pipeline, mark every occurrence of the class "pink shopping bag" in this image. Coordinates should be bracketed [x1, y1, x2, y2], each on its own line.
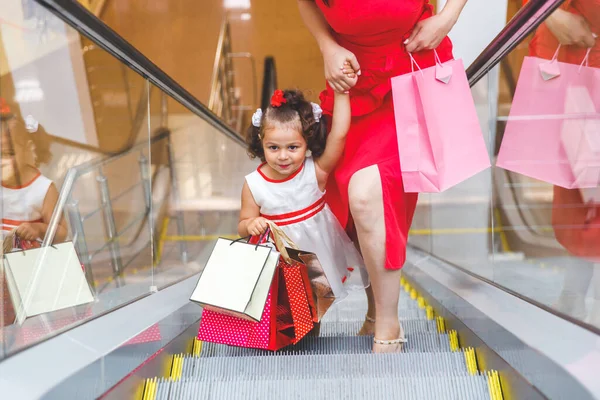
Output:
[391, 51, 490, 192]
[497, 48, 600, 189]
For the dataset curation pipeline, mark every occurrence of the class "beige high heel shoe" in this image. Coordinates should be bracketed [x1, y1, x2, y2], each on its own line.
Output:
[372, 323, 406, 353]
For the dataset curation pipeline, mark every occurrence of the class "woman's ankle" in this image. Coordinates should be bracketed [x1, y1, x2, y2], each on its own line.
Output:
[374, 318, 401, 340]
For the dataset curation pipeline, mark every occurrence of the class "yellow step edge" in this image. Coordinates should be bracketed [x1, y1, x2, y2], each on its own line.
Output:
[193, 338, 203, 357]
[417, 296, 426, 309]
[436, 316, 446, 333]
[426, 305, 434, 320]
[170, 354, 184, 381]
[487, 370, 504, 400]
[464, 347, 479, 376]
[410, 288, 418, 300]
[448, 330, 460, 352]
[141, 377, 157, 400]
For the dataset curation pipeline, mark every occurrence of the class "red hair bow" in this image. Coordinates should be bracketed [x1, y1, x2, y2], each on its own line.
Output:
[270, 90, 287, 107]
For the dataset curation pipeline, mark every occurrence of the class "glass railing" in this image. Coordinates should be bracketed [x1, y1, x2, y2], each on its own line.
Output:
[0, 0, 256, 358]
[411, 0, 600, 333]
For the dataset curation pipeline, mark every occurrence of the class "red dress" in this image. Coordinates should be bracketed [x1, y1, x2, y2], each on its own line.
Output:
[316, 0, 453, 270]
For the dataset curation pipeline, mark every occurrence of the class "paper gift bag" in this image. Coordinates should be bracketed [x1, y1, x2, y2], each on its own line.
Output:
[391, 51, 491, 193]
[190, 236, 279, 322]
[266, 222, 333, 322]
[197, 257, 315, 350]
[2, 242, 94, 325]
[497, 48, 600, 189]
[197, 225, 317, 351]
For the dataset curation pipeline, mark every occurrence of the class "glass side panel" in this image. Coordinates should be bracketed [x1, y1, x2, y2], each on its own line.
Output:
[411, 2, 600, 329]
[148, 85, 258, 288]
[0, 0, 152, 358]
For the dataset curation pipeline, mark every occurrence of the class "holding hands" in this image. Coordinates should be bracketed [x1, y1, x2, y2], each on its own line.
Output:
[322, 43, 360, 93]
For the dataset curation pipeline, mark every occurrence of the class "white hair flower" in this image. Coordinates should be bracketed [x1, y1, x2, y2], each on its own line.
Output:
[251, 108, 263, 128]
[311, 102, 323, 122]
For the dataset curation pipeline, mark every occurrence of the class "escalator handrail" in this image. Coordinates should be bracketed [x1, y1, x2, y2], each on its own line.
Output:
[35, 0, 245, 149]
[466, 0, 565, 87]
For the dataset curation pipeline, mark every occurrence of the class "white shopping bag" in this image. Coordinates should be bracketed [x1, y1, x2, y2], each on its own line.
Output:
[2, 242, 94, 324]
[190, 237, 280, 321]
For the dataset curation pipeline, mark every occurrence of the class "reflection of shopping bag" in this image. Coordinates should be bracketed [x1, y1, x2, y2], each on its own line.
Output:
[391, 51, 490, 192]
[497, 50, 600, 189]
[189, 232, 279, 322]
[14, 307, 94, 348]
[2, 242, 94, 325]
[197, 224, 316, 351]
[1, 269, 15, 327]
[123, 323, 162, 346]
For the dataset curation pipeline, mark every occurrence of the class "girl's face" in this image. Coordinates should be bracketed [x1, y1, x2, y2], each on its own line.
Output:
[1, 120, 36, 182]
[262, 120, 307, 178]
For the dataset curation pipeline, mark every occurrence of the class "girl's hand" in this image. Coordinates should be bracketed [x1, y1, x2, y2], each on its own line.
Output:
[341, 61, 358, 90]
[15, 223, 40, 241]
[545, 9, 596, 48]
[405, 13, 455, 53]
[322, 43, 361, 93]
[247, 217, 269, 236]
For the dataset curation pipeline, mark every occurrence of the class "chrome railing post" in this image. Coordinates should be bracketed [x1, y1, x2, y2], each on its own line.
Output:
[167, 135, 188, 264]
[97, 171, 123, 279]
[66, 199, 96, 293]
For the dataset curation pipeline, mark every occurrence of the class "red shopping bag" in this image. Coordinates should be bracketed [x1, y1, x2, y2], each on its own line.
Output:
[391, 51, 491, 192]
[197, 226, 316, 351]
[497, 48, 600, 189]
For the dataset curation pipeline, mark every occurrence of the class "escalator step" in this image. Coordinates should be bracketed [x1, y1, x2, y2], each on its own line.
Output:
[319, 319, 438, 337]
[199, 333, 451, 357]
[158, 375, 491, 400]
[321, 307, 427, 323]
[179, 352, 471, 380]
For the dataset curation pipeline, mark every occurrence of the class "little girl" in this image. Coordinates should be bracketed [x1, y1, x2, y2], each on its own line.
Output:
[238, 87, 368, 303]
[0, 99, 67, 249]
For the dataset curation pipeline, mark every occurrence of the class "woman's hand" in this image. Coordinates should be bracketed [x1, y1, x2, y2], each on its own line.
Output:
[247, 217, 269, 237]
[545, 9, 596, 48]
[322, 42, 361, 93]
[405, 13, 455, 53]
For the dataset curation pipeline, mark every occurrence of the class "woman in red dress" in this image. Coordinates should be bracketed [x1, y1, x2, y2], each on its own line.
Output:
[297, 0, 467, 351]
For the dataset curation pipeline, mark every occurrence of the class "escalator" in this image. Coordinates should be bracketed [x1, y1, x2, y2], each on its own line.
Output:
[1, 0, 599, 399]
[140, 284, 497, 400]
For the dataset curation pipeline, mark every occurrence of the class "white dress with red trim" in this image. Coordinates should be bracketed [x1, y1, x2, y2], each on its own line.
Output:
[2, 172, 53, 240]
[245, 157, 369, 301]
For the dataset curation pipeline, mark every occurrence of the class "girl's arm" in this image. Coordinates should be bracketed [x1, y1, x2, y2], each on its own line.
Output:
[15, 183, 68, 243]
[315, 92, 351, 184]
[297, 0, 360, 93]
[238, 182, 269, 237]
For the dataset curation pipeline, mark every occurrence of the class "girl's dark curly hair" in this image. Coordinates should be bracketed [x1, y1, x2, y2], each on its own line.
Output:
[246, 89, 327, 162]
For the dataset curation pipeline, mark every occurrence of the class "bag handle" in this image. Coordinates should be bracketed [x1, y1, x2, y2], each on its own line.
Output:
[265, 220, 298, 264]
[548, 42, 595, 73]
[229, 226, 271, 251]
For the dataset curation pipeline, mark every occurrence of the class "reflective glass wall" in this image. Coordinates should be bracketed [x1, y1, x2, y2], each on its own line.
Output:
[410, 1, 600, 330]
[0, 0, 256, 358]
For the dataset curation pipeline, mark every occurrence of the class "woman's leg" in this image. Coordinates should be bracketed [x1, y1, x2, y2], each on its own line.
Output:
[348, 165, 403, 352]
[347, 223, 376, 335]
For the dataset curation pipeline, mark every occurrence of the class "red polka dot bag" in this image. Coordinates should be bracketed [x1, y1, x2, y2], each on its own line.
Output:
[197, 222, 317, 351]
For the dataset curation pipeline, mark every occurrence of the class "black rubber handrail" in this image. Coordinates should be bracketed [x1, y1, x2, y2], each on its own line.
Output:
[260, 56, 278, 111]
[35, 0, 245, 148]
[466, 0, 565, 87]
